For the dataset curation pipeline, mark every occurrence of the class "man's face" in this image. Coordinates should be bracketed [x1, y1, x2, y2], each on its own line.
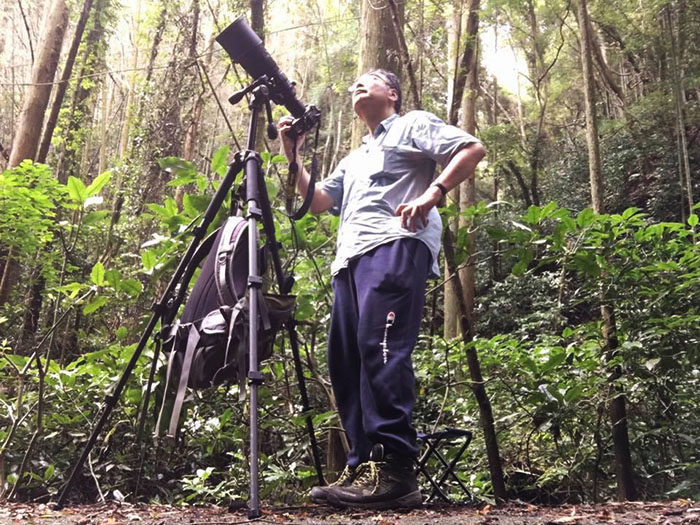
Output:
[348, 72, 397, 116]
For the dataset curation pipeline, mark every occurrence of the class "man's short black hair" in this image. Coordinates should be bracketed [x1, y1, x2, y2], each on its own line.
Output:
[368, 68, 402, 113]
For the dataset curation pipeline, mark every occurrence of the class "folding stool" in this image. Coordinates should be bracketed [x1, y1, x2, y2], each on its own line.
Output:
[415, 428, 473, 502]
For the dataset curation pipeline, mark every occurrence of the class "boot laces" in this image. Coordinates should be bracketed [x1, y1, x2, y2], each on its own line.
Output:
[351, 461, 381, 493]
[330, 465, 355, 487]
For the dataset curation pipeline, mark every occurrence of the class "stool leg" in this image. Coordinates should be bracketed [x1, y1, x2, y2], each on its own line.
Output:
[431, 443, 472, 500]
[416, 439, 452, 503]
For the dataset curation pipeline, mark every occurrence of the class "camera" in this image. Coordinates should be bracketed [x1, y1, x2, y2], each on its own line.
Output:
[216, 17, 320, 137]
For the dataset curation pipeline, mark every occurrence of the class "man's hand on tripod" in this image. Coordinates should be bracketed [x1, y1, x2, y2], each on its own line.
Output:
[278, 116, 305, 165]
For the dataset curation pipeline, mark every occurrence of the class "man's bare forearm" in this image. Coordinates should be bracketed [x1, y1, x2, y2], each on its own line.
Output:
[433, 142, 486, 193]
[294, 163, 335, 214]
[395, 142, 486, 231]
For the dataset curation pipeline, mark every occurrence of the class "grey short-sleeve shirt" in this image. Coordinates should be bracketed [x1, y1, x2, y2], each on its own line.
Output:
[319, 110, 479, 278]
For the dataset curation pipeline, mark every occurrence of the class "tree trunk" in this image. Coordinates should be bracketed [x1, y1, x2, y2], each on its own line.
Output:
[444, 0, 479, 339]
[118, 0, 142, 160]
[55, 0, 109, 184]
[665, 7, 694, 218]
[457, 39, 479, 340]
[578, 0, 637, 501]
[9, 0, 68, 166]
[183, 0, 201, 161]
[578, 0, 604, 212]
[0, 246, 17, 306]
[489, 23, 501, 282]
[524, 0, 546, 207]
[351, 0, 403, 147]
[443, 229, 507, 502]
[443, 0, 464, 340]
[446, 0, 463, 119]
[448, 0, 479, 127]
[1, 0, 68, 308]
[588, 20, 626, 108]
[175, 0, 202, 209]
[98, 74, 110, 174]
[250, 0, 267, 154]
[36, 0, 95, 163]
[386, 0, 420, 111]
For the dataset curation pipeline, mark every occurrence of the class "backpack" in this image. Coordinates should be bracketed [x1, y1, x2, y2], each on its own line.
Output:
[155, 215, 295, 439]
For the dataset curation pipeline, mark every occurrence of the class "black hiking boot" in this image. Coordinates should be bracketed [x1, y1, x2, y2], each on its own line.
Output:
[309, 465, 359, 504]
[326, 444, 422, 509]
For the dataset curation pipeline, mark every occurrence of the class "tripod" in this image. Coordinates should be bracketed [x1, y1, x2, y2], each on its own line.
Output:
[56, 78, 324, 519]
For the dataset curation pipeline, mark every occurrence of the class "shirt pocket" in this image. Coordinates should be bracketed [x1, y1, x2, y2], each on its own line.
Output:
[380, 140, 422, 175]
[369, 144, 416, 187]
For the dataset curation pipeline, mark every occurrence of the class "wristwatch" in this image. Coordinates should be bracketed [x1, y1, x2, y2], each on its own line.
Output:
[432, 182, 448, 196]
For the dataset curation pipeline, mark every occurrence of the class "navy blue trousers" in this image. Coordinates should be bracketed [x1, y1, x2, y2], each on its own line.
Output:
[328, 238, 431, 466]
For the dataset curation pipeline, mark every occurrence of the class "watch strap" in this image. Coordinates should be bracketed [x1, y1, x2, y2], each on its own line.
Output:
[432, 182, 448, 196]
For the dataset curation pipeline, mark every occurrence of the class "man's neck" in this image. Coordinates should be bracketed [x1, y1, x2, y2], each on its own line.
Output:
[362, 108, 396, 136]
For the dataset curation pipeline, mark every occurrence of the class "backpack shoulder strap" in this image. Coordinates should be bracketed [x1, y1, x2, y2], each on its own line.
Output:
[163, 226, 222, 327]
[154, 331, 178, 440]
[167, 324, 201, 439]
[215, 216, 248, 306]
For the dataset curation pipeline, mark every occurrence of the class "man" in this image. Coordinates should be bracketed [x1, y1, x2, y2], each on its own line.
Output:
[278, 70, 485, 509]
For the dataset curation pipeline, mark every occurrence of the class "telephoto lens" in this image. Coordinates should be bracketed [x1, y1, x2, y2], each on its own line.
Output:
[215, 17, 305, 117]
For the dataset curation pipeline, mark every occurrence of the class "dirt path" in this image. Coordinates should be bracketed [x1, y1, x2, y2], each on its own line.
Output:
[0, 500, 698, 524]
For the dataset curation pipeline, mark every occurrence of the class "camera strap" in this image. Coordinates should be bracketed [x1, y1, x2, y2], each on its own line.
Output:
[286, 123, 321, 220]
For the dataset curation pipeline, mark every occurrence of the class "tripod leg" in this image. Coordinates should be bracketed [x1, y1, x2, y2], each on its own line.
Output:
[286, 321, 326, 486]
[55, 158, 244, 509]
[254, 147, 325, 486]
[243, 153, 263, 519]
[134, 338, 162, 499]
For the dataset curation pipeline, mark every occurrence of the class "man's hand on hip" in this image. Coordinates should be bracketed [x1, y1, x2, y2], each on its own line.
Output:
[395, 186, 442, 232]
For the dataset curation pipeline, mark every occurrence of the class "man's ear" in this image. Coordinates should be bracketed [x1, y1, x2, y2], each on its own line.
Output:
[388, 88, 398, 104]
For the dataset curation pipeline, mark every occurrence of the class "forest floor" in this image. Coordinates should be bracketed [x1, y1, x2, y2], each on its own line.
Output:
[0, 500, 698, 525]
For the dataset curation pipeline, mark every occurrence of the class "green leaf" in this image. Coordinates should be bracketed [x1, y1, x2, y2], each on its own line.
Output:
[525, 205, 541, 224]
[141, 250, 157, 271]
[572, 251, 600, 276]
[67, 176, 88, 204]
[44, 464, 55, 480]
[510, 220, 533, 232]
[120, 279, 143, 297]
[311, 410, 337, 427]
[564, 384, 584, 404]
[688, 214, 698, 227]
[622, 207, 640, 220]
[158, 157, 196, 178]
[86, 171, 111, 196]
[83, 296, 107, 315]
[167, 174, 197, 187]
[512, 248, 533, 276]
[57, 282, 84, 299]
[539, 202, 558, 220]
[211, 145, 230, 176]
[83, 210, 111, 225]
[543, 349, 567, 372]
[116, 327, 128, 340]
[576, 208, 596, 227]
[265, 177, 279, 200]
[90, 262, 105, 286]
[183, 194, 210, 216]
[271, 154, 287, 164]
[293, 222, 307, 249]
[105, 269, 121, 290]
